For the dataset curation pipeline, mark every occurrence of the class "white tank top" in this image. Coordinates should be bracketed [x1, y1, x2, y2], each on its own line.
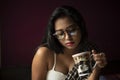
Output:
[46, 53, 67, 80]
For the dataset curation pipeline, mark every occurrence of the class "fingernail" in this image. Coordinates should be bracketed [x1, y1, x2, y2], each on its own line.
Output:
[92, 50, 94, 52]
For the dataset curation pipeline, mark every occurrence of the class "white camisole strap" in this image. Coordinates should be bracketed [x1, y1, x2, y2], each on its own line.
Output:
[52, 53, 56, 70]
[46, 53, 66, 80]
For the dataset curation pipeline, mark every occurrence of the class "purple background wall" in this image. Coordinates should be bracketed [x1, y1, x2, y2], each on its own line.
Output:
[1, 0, 120, 67]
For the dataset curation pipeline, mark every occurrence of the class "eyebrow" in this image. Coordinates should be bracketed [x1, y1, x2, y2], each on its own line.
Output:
[55, 23, 76, 31]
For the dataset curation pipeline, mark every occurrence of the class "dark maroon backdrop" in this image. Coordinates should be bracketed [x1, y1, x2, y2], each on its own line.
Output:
[1, 0, 120, 67]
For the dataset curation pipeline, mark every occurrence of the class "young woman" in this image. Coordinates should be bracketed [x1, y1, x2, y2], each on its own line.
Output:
[32, 5, 107, 80]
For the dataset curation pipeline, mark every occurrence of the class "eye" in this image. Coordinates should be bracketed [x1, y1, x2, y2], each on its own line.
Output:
[69, 28, 76, 32]
[54, 31, 64, 39]
[67, 26, 77, 32]
[55, 31, 64, 36]
[53, 31, 64, 39]
[67, 27, 77, 35]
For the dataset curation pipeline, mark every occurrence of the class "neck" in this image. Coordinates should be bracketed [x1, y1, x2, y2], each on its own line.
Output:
[63, 48, 78, 55]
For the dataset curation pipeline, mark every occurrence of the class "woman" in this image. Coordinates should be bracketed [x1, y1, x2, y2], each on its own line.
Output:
[32, 5, 107, 80]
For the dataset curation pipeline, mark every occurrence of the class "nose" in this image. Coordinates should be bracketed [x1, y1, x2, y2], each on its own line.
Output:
[65, 32, 72, 40]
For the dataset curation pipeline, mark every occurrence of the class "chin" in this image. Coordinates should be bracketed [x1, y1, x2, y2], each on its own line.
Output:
[66, 46, 76, 50]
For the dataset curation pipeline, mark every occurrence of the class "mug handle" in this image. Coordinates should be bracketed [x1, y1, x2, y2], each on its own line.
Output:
[90, 54, 97, 69]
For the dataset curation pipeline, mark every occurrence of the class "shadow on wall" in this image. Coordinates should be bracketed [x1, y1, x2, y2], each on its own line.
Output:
[1, 60, 120, 80]
[1, 66, 31, 80]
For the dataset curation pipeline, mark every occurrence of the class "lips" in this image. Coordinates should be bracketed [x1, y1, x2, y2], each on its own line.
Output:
[65, 42, 75, 46]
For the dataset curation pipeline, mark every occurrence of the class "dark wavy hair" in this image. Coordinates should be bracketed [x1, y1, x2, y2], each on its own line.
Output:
[41, 5, 90, 53]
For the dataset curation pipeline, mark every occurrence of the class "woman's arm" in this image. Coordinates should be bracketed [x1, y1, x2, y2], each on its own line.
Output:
[88, 50, 107, 80]
[88, 66, 101, 80]
[32, 47, 49, 80]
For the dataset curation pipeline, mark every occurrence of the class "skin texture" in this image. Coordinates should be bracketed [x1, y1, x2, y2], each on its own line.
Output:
[54, 16, 81, 52]
[32, 16, 107, 80]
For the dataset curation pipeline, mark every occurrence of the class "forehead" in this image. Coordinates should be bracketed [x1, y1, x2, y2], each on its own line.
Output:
[54, 16, 75, 30]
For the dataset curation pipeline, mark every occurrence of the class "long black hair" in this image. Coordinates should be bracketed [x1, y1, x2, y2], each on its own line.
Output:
[41, 5, 101, 53]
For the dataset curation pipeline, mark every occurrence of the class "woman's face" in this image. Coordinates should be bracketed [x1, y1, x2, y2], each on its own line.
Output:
[54, 16, 81, 50]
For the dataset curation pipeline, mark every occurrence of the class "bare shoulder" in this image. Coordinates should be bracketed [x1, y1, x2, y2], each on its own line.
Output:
[32, 47, 53, 66]
[32, 47, 53, 80]
[35, 47, 52, 58]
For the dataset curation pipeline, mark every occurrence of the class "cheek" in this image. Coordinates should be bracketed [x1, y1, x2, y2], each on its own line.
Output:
[76, 37, 81, 45]
[74, 32, 81, 42]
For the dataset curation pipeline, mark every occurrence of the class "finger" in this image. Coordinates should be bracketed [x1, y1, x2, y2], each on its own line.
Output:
[94, 56, 106, 61]
[92, 50, 96, 54]
[93, 55, 107, 63]
[95, 57, 107, 68]
[100, 53, 106, 57]
[91, 50, 98, 58]
[97, 61, 107, 68]
[93, 54, 101, 61]
[94, 53, 105, 59]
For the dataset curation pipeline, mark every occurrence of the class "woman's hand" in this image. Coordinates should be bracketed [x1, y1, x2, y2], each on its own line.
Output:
[92, 50, 107, 69]
[87, 50, 107, 80]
